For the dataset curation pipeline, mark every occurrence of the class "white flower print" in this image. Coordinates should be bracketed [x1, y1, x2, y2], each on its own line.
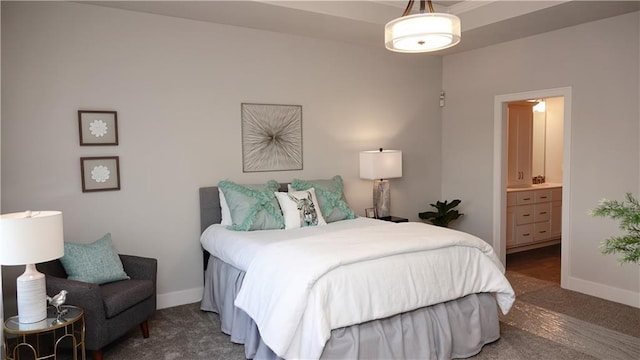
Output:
[91, 165, 110, 183]
[89, 120, 108, 137]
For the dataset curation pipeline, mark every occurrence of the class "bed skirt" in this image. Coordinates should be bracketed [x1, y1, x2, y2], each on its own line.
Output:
[201, 256, 500, 360]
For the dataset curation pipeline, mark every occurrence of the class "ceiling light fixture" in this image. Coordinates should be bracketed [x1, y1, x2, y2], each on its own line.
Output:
[533, 100, 546, 113]
[385, 0, 461, 53]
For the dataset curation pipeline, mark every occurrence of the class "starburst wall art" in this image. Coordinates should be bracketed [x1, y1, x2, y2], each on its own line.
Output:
[241, 103, 302, 172]
[78, 110, 118, 145]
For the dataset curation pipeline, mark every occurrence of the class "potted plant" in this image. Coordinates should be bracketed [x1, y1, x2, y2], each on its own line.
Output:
[419, 199, 464, 227]
[590, 192, 640, 264]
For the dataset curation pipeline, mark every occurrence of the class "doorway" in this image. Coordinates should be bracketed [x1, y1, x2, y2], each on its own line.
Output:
[505, 97, 564, 283]
[493, 87, 572, 287]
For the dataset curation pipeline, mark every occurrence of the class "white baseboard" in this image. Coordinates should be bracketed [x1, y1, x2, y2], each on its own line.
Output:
[156, 286, 203, 310]
[566, 276, 640, 308]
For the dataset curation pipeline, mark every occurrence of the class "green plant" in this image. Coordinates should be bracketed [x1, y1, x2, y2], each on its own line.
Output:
[419, 199, 463, 227]
[590, 192, 640, 264]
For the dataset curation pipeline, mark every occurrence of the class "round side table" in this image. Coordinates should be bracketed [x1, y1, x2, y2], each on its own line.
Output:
[3, 305, 86, 360]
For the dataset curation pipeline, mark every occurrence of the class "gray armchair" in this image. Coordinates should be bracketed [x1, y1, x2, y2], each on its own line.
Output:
[38, 255, 157, 360]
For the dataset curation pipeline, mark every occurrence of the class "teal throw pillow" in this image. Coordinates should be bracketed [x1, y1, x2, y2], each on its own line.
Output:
[60, 233, 130, 285]
[291, 175, 356, 223]
[219, 180, 285, 231]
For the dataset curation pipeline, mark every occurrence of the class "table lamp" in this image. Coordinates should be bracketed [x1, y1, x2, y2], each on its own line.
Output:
[359, 148, 402, 218]
[0, 211, 64, 323]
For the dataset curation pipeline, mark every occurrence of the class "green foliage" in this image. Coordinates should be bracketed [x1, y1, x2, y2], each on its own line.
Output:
[419, 199, 463, 227]
[590, 193, 640, 264]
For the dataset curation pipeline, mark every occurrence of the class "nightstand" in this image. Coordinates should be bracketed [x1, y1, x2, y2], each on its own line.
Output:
[378, 216, 409, 223]
[4, 305, 85, 360]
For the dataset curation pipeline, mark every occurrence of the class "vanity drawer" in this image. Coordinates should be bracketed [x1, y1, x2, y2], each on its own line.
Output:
[534, 222, 551, 241]
[516, 205, 534, 225]
[516, 224, 535, 245]
[516, 191, 534, 205]
[534, 189, 552, 203]
[534, 202, 551, 222]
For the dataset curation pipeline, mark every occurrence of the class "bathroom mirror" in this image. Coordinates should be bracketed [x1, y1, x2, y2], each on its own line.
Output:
[531, 101, 546, 180]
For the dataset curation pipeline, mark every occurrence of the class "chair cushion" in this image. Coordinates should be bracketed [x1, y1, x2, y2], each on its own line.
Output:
[60, 233, 130, 284]
[100, 279, 154, 318]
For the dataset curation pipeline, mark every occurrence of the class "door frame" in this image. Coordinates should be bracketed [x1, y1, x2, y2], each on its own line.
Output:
[493, 87, 572, 287]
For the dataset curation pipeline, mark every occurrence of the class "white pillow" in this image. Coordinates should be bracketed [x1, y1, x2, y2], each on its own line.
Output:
[275, 188, 326, 229]
[219, 188, 232, 226]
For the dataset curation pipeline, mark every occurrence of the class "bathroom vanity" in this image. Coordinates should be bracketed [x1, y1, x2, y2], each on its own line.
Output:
[506, 184, 562, 253]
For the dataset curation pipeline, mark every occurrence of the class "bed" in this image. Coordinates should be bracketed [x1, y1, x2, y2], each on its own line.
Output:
[199, 182, 515, 360]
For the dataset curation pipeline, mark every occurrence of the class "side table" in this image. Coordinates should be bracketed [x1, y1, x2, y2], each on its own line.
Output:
[378, 216, 409, 223]
[3, 305, 86, 360]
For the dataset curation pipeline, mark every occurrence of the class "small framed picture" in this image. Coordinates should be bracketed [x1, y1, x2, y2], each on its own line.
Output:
[78, 110, 118, 145]
[365, 207, 378, 219]
[80, 156, 120, 192]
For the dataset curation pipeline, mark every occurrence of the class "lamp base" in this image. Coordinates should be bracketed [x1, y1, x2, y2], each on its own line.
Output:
[17, 263, 47, 323]
[373, 180, 391, 218]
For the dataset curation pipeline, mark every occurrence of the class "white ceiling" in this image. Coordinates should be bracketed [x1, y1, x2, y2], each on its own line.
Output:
[84, 1, 640, 54]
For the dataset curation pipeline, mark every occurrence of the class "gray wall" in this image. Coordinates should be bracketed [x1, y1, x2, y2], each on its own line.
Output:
[3, 1, 638, 313]
[442, 11, 640, 305]
[1, 2, 443, 310]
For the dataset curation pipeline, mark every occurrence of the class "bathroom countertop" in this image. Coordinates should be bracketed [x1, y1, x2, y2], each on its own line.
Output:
[507, 182, 562, 192]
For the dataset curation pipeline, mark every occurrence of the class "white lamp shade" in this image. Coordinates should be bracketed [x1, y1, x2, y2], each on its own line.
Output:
[0, 211, 64, 265]
[385, 13, 461, 53]
[360, 150, 403, 180]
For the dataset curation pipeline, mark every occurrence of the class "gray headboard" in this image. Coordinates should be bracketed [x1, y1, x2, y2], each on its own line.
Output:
[199, 186, 223, 233]
[199, 183, 289, 269]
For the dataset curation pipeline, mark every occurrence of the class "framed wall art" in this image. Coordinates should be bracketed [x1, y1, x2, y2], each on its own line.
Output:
[78, 110, 118, 145]
[241, 103, 302, 172]
[365, 207, 378, 219]
[80, 156, 120, 192]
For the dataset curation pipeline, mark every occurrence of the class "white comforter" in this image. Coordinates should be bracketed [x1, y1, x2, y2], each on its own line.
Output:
[230, 221, 515, 360]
